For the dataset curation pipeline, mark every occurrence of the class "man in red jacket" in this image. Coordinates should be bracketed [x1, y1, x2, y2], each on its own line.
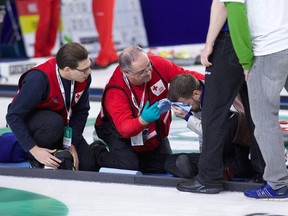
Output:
[92, 45, 204, 175]
[6, 42, 96, 171]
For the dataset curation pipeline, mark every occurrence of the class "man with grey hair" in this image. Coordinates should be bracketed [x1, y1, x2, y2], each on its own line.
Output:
[92, 45, 204, 175]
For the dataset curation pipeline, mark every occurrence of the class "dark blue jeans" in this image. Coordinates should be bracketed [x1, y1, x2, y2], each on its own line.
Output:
[198, 32, 265, 185]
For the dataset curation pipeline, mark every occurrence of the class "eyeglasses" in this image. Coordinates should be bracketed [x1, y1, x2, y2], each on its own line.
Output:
[74, 60, 91, 74]
[129, 61, 153, 77]
[75, 66, 91, 74]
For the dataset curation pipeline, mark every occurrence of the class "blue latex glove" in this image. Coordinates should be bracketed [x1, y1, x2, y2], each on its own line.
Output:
[141, 101, 160, 123]
[158, 98, 192, 113]
[158, 98, 172, 114]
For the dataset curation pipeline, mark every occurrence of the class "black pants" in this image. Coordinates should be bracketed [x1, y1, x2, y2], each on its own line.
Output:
[95, 118, 172, 173]
[96, 120, 172, 173]
[165, 112, 254, 179]
[27, 110, 96, 171]
[199, 32, 265, 184]
[97, 138, 172, 174]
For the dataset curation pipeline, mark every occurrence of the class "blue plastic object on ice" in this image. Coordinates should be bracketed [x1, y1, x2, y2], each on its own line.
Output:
[158, 98, 192, 114]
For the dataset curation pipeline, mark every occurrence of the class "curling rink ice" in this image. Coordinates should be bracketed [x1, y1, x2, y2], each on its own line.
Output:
[1, 175, 288, 216]
[1, 97, 288, 216]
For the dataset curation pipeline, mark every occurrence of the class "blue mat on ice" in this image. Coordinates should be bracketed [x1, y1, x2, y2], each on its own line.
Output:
[0, 161, 29, 167]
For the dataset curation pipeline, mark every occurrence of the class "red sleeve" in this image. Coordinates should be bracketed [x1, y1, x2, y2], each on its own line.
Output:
[150, 55, 205, 81]
[188, 70, 205, 81]
[104, 88, 146, 138]
[189, 70, 205, 81]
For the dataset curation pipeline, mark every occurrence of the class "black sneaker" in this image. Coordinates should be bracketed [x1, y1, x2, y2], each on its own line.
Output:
[54, 150, 74, 170]
[29, 159, 55, 169]
[29, 158, 44, 168]
[176, 176, 223, 194]
[89, 140, 108, 171]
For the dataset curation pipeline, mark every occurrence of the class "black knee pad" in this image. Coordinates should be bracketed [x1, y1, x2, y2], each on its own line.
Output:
[164, 153, 199, 178]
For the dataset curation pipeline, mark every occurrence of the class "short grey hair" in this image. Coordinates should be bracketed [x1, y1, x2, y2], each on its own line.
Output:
[119, 45, 146, 71]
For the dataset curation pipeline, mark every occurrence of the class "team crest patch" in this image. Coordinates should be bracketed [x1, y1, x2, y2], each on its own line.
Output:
[74, 90, 84, 103]
[150, 80, 166, 96]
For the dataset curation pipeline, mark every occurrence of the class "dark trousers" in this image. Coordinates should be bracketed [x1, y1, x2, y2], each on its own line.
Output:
[199, 32, 265, 184]
[165, 112, 254, 179]
[98, 137, 172, 174]
[27, 110, 96, 171]
[96, 120, 172, 173]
